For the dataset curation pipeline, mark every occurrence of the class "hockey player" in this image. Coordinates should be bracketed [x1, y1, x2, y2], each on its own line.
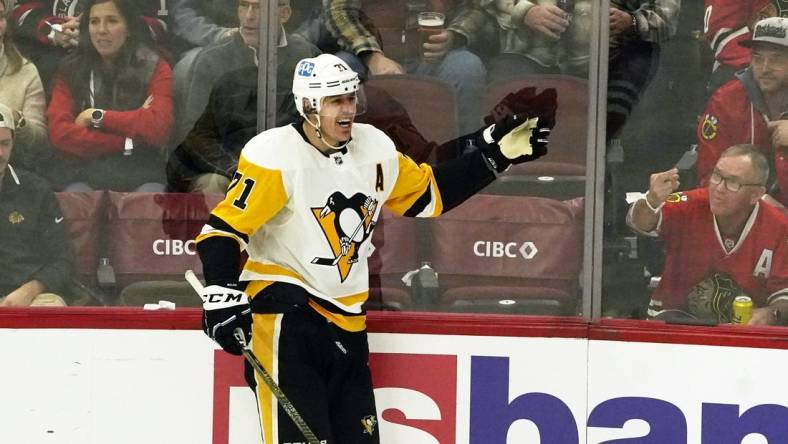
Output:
[195, 53, 556, 444]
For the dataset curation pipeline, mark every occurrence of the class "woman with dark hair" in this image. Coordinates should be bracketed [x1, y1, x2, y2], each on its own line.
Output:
[47, 0, 173, 191]
[9, 0, 169, 89]
[0, 0, 49, 172]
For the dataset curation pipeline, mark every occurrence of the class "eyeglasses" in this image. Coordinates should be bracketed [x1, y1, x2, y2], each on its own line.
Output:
[709, 170, 763, 192]
[751, 52, 788, 71]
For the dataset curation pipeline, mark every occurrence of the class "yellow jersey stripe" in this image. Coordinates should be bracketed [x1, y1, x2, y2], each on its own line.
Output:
[251, 313, 283, 444]
[195, 230, 246, 247]
[335, 290, 369, 307]
[211, 155, 288, 236]
[385, 153, 443, 217]
[244, 280, 275, 301]
[308, 300, 367, 332]
[244, 261, 305, 283]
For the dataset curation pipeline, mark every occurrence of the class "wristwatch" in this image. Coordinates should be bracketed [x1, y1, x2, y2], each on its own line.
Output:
[91, 109, 105, 129]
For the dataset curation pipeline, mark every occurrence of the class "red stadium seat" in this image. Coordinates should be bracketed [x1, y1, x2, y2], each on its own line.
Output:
[55, 191, 105, 282]
[485, 75, 588, 180]
[429, 194, 584, 314]
[106, 192, 223, 306]
[364, 74, 458, 154]
[367, 209, 420, 310]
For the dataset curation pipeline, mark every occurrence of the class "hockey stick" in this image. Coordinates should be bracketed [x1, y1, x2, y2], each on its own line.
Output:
[184, 270, 320, 444]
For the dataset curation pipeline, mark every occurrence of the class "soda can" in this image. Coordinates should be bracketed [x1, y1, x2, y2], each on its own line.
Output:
[732, 296, 753, 324]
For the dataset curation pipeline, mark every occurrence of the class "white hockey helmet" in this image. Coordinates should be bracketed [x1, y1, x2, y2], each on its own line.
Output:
[292, 54, 361, 117]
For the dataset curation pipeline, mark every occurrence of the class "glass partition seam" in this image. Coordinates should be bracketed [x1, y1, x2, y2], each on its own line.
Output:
[584, 0, 611, 322]
[256, 0, 279, 132]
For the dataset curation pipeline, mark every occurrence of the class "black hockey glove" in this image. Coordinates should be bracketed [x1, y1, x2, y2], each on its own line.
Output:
[201, 284, 252, 355]
[478, 88, 557, 173]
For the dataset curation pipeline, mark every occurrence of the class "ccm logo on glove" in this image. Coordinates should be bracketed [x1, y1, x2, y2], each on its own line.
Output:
[202, 285, 249, 307]
[205, 291, 246, 304]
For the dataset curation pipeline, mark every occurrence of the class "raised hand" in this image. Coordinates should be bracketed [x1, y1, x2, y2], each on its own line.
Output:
[647, 168, 680, 207]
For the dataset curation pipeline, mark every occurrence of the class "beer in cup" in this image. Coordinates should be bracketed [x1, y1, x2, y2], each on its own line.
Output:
[418, 12, 446, 62]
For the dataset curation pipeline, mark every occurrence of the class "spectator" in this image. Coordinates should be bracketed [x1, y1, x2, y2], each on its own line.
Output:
[0, 102, 72, 307]
[0, 0, 48, 172]
[167, 65, 450, 193]
[703, 0, 786, 95]
[168, 0, 240, 103]
[606, 0, 678, 139]
[46, 0, 173, 192]
[627, 145, 788, 325]
[170, 0, 238, 49]
[9, 0, 167, 90]
[464, 0, 678, 139]
[323, 0, 487, 133]
[174, 0, 318, 143]
[697, 16, 788, 207]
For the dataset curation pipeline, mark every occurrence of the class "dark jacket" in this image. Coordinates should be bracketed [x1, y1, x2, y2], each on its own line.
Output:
[175, 32, 320, 142]
[0, 166, 72, 296]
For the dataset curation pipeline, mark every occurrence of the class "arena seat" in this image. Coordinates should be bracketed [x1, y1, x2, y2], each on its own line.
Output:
[55, 191, 105, 283]
[429, 194, 584, 315]
[366, 209, 420, 311]
[364, 74, 458, 158]
[106, 192, 222, 307]
[484, 75, 588, 197]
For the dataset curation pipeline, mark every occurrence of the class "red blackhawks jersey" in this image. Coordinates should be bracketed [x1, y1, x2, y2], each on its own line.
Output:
[704, 0, 787, 73]
[696, 69, 788, 206]
[650, 188, 788, 314]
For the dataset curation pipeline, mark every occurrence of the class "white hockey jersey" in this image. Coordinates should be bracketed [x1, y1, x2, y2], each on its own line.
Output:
[196, 122, 444, 326]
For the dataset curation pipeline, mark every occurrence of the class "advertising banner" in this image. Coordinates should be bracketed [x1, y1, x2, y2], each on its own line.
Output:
[2, 327, 787, 443]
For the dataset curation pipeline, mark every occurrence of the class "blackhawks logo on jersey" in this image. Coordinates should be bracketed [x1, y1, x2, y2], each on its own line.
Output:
[311, 192, 378, 282]
[665, 192, 687, 203]
[701, 114, 719, 140]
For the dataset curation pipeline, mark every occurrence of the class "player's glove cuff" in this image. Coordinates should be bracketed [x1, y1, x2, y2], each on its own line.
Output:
[478, 114, 551, 173]
[202, 284, 252, 355]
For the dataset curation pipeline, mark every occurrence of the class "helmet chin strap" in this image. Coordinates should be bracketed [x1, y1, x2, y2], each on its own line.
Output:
[305, 113, 352, 151]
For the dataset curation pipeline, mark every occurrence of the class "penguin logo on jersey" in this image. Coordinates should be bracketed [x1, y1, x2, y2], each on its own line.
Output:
[311, 192, 378, 282]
